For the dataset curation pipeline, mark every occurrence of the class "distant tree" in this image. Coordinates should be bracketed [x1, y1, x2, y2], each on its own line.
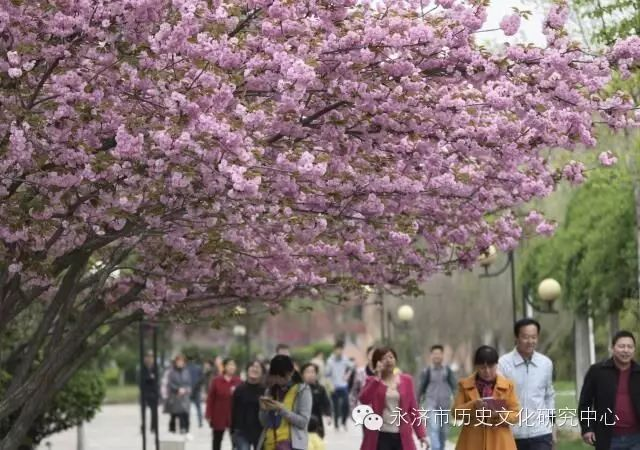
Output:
[573, 0, 640, 45]
[519, 163, 638, 316]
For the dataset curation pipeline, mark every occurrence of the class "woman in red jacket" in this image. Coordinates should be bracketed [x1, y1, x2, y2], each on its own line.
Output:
[205, 358, 241, 450]
[359, 347, 428, 450]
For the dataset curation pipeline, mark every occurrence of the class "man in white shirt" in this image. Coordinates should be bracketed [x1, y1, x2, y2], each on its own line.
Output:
[499, 318, 556, 450]
[325, 340, 354, 431]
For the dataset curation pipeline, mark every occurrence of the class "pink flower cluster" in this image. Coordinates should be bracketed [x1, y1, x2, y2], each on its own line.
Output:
[500, 14, 521, 36]
[563, 161, 587, 185]
[0, 0, 638, 318]
[598, 151, 618, 167]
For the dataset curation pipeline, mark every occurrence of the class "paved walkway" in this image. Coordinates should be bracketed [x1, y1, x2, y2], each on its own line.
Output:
[40, 404, 455, 449]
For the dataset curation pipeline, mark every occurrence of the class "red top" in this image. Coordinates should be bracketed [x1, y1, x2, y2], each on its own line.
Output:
[614, 367, 640, 435]
[205, 375, 242, 431]
[359, 373, 426, 450]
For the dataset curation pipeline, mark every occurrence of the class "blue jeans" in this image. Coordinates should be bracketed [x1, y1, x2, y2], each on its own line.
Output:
[515, 434, 552, 450]
[232, 432, 259, 450]
[191, 397, 202, 426]
[611, 434, 640, 450]
[428, 409, 449, 450]
[331, 387, 350, 427]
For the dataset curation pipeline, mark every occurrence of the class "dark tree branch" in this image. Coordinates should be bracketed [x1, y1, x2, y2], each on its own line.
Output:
[229, 8, 262, 38]
[51, 221, 136, 275]
[0, 283, 142, 422]
[27, 57, 62, 110]
[0, 284, 50, 338]
[5, 253, 90, 397]
[0, 311, 141, 450]
[0, 274, 20, 333]
[266, 101, 352, 144]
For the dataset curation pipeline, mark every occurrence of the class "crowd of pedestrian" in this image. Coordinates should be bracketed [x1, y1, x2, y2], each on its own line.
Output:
[138, 320, 639, 450]
[139, 342, 339, 450]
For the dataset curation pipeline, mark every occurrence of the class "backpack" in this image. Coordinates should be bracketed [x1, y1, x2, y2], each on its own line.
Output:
[418, 366, 456, 401]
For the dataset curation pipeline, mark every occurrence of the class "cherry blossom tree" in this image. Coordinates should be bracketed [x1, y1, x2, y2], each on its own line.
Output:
[0, 0, 638, 446]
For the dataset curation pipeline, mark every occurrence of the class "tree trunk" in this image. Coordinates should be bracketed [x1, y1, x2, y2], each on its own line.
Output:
[609, 309, 620, 343]
[0, 304, 110, 421]
[624, 131, 640, 301]
[0, 383, 53, 450]
[76, 423, 86, 450]
[633, 177, 640, 300]
[0, 281, 142, 423]
[0, 313, 138, 449]
[6, 256, 89, 398]
[574, 306, 595, 401]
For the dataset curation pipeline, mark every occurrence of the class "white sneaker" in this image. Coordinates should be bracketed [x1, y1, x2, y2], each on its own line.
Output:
[184, 433, 194, 441]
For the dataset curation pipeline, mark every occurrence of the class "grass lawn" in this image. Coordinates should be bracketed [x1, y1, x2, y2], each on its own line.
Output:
[555, 380, 578, 411]
[557, 437, 585, 450]
[104, 384, 139, 404]
[554, 380, 576, 391]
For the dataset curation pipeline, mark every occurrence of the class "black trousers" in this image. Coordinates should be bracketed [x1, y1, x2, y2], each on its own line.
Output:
[377, 432, 402, 450]
[213, 429, 226, 450]
[515, 434, 553, 450]
[144, 399, 158, 432]
[169, 413, 189, 433]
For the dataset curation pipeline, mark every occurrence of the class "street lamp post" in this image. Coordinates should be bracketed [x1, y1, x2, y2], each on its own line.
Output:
[364, 286, 386, 344]
[386, 304, 415, 372]
[397, 305, 417, 375]
[232, 324, 248, 368]
[232, 306, 251, 368]
[360, 286, 413, 347]
[138, 321, 160, 450]
[522, 278, 562, 316]
[397, 304, 415, 323]
[478, 247, 517, 324]
[387, 304, 415, 341]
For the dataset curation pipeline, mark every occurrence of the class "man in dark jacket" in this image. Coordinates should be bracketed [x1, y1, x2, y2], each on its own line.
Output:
[578, 330, 640, 450]
[187, 358, 204, 427]
[141, 352, 159, 432]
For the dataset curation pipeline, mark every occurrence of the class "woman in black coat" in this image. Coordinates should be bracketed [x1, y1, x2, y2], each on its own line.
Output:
[231, 360, 266, 450]
[301, 362, 332, 439]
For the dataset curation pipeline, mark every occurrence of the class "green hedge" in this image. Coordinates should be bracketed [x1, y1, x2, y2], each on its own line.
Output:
[0, 367, 105, 448]
[291, 341, 334, 365]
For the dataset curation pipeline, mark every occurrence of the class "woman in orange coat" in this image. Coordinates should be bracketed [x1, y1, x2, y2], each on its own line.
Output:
[452, 346, 520, 450]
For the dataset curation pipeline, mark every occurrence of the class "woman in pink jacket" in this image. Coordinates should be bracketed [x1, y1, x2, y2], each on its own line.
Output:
[359, 347, 428, 450]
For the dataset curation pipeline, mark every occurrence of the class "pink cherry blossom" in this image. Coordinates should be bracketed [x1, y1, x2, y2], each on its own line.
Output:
[598, 151, 618, 166]
[535, 221, 556, 236]
[7, 51, 20, 65]
[7, 67, 22, 78]
[563, 161, 587, 185]
[0, 0, 637, 327]
[500, 14, 521, 36]
[436, 0, 455, 9]
[525, 210, 544, 226]
[21, 60, 36, 71]
[546, 3, 569, 29]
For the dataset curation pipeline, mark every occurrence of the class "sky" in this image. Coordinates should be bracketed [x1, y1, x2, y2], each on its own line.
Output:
[483, 0, 548, 46]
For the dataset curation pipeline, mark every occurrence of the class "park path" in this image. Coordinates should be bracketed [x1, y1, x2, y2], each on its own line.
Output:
[40, 403, 456, 449]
